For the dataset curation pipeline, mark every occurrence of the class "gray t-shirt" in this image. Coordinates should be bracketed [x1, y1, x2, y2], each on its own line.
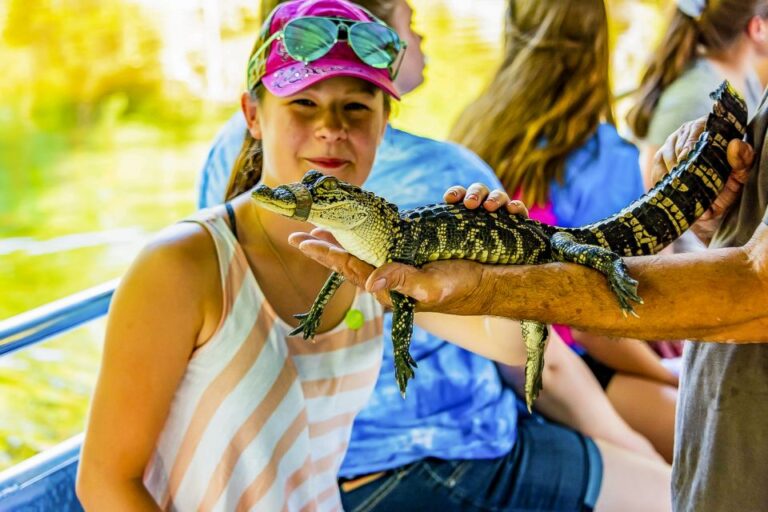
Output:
[646, 59, 763, 147]
[672, 90, 768, 511]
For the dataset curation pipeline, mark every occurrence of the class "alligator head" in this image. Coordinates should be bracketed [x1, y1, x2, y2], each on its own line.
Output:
[251, 170, 400, 266]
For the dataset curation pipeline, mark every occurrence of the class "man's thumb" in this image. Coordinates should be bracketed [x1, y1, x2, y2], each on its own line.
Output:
[366, 263, 425, 300]
[727, 139, 754, 171]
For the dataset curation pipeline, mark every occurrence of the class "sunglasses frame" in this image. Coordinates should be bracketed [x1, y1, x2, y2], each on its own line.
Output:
[247, 14, 407, 90]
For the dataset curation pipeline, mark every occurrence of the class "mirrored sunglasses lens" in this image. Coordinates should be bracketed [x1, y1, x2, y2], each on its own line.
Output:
[283, 17, 337, 62]
[349, 23, 401, 68]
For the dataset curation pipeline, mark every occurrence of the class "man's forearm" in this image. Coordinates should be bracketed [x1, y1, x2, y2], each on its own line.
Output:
[481, 245, 768, 342]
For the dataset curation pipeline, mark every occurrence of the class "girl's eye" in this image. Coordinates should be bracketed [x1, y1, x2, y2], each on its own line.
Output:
[345, 102, 370, 111]
[291, 99, 316, 107]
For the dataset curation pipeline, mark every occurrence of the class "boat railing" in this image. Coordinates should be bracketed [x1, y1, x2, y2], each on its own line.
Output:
[0, 280, 118, 510]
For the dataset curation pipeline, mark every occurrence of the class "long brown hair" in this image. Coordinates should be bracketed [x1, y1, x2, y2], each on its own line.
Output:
[225, 0, 399, 201]
[449, 0, 613, 206]
[627, 0, 768, 139]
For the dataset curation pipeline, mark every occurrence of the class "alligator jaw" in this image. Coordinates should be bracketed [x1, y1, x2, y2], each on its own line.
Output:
[251, 183, 312, 221]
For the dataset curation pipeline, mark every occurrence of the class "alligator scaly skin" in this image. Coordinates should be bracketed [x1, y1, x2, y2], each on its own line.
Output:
[254, 82, 747, 410]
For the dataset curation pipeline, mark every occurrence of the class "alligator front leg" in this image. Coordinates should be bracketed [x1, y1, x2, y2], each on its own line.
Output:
[290, 271, 345, 340]
[521, 319, 548, 412]
[390, 291, 418, 397]
[550, 232, 643, 315]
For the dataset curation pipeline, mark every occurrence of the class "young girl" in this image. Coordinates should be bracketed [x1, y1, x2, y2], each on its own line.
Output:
[76, 1, 400, 510]
[76, 1, 533, 510]
[450, 0, 679, 463]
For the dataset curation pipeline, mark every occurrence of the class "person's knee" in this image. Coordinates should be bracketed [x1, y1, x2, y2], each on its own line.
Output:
[593, 439, 672, 512]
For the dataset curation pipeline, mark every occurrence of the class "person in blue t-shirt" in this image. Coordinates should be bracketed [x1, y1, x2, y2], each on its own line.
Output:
[450, 0, 677, 463]
[198, 1, 672, 510]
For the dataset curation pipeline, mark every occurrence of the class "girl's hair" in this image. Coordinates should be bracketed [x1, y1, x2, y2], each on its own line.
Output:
[449, 0, 613, 206]
[627, 0, 768, 138]
[225, 0, 399, 201]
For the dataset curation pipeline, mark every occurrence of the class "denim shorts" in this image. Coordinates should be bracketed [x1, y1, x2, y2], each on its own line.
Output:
[339, 413, 602, 512]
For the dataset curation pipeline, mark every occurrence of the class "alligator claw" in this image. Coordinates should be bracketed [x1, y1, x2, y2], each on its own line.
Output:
[394, 353, 417, 397]
[607, 260, 643, 316]
[522, 320, 548, 412]
[290, 311, 321, 340]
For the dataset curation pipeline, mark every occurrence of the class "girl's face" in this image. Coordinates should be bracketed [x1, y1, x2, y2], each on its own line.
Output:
[244, 76, 389, 188]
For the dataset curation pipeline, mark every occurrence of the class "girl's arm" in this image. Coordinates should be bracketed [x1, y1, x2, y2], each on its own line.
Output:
[497, 333, 663, 461]
[76, 224, 220, 511]
[414, 313, 527, 366]
[571, 331, 678, 387]
[417, 313, 662, 459]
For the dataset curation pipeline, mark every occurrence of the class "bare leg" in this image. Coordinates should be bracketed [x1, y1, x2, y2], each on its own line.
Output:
[606, 374, 677, 463]
[594, 439, 672, 512]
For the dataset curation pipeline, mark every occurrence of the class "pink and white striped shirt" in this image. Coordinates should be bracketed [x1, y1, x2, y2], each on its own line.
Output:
[144, 209, 384, 511]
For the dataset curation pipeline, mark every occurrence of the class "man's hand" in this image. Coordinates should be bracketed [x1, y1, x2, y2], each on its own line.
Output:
[288, 228, 391, 306]
[650, 116, 754, 244]
[443, 182, 528, 216]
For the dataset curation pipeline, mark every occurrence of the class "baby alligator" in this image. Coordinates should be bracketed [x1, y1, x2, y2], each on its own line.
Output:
[252, 81, 746, 410]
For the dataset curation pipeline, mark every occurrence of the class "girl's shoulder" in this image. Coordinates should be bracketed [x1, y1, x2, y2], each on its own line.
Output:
[142, 221, 219, 276]
[122, 220, 221, 315]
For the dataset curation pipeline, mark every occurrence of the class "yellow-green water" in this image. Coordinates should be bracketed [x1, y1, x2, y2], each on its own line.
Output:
[0, 0, 665, 470]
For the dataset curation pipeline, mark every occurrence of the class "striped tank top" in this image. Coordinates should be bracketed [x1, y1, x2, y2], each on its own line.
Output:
[143, 208, 384, 511]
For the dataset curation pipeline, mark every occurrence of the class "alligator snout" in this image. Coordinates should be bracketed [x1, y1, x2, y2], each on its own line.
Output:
[251, 182, 313, 221]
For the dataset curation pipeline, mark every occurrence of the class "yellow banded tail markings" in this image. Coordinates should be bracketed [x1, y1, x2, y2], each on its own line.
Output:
[626, 215, 659, 251]
[647, 194, 687, 236]
[691, 165, 722, 195]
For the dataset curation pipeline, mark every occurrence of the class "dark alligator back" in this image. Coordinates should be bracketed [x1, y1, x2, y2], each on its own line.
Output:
[548, 81, 748, 256]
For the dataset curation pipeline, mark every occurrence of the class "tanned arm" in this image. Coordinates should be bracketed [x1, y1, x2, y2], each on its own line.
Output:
[473, 221, 768, 341]
[290, 221, 768, 343]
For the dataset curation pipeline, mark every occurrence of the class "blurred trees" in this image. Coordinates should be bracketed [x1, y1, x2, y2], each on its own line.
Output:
[1, 0, 178, 131]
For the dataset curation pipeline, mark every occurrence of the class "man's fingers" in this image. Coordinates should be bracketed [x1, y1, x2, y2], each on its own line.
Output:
[292, 237, 375, 288]
[309, 227, 338, 244]
[652, 117, 707, 184]
[505, 199, 529, 217]
[660, 141, 679, 175]
[673, 123, 694, 160]
[444, 186, 467, 203]
[726, 139, 754, 172]
[288, 231, 317, 246]
[649, 150, 668, 186]
[464, 183, 490, 209]
[483, 189, 511, 211]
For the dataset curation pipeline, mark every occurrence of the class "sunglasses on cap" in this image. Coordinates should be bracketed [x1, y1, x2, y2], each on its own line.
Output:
[247, 15, 407, 90]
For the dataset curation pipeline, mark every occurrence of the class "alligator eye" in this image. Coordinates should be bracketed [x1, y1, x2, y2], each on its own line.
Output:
[302, 170, 324, 184]
[316, 176, 338, 191]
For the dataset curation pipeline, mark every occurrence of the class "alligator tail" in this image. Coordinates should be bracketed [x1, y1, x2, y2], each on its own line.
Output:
[538, 81, 748, 256]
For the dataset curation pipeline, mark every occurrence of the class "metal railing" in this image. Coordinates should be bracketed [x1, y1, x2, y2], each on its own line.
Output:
[0, 280, 118, 510]
[0, 279, 118, 357]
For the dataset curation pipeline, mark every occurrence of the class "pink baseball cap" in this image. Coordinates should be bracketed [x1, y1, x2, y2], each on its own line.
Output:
[249, 0, 401, 99]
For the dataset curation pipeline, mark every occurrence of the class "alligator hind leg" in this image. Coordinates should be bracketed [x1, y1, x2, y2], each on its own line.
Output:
[390, 291, 418, 397]
[550, 232, 643, 316]
[522, 320, 548, 412]
[290, 271, 344, 339]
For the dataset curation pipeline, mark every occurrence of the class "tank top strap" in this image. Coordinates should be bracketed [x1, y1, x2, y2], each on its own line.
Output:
[180, 206, 249, 318]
